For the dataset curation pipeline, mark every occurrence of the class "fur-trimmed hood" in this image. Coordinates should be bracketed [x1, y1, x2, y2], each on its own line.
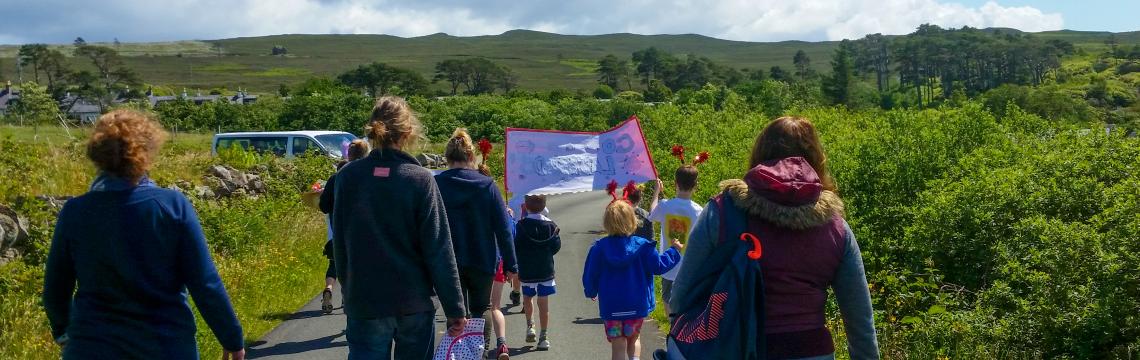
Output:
[719, 157, 844, 230]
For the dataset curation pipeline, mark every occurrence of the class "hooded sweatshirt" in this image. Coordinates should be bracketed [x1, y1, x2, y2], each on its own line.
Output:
[435, 168, 518, 274]
[668, 157, 879, 360]
[583, 235, 680, 320]
[514, 215, 561, 283]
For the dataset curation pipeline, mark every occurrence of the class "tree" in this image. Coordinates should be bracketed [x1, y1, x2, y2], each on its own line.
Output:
[596, 54, 629, 90]
[338, 62, 429, 97]
[73, 37, 86, 47]
[10, 82, 63, 138]
[770, 66, 792, 82]
[496, 66, 519, 93]
[632, 47, 677, 86]
[73, 43, 141, 104]
[644, 79, 672, 102]
[823, 40, 856, 106]
[17, 44, 49, 83]
[465, 58, 503, 95]
[793, 50, 812, 81]
[854, 34, 891, 93]
[433, 59, 468, 95]
[40, 49, 72, 96]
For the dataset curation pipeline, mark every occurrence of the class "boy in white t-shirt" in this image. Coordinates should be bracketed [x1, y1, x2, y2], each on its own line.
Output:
[648, 165, 703, 317]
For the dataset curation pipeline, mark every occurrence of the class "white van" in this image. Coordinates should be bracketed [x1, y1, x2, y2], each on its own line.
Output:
[211, 131, 359, 159]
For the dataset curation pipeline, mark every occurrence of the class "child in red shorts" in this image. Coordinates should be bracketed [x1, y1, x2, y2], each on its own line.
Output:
[583, 196, 682, 360]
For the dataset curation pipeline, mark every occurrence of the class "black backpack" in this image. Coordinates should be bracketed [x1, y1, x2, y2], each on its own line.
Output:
[667, 190, 766, 360]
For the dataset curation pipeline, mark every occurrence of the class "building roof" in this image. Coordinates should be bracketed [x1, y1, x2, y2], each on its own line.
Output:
[0, 84, 20, 111]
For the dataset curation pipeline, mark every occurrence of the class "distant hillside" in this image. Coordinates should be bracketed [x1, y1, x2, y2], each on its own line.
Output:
[0, 29, 1136, 94]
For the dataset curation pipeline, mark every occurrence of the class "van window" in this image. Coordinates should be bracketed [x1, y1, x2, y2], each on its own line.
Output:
[249, 137, 288, 156]
[292, 137, 321, 156]
[216, 138, 251, 152]
[315, 134, 358, 158]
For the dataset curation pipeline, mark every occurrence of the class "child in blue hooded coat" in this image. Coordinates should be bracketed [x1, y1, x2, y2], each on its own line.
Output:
[584, 198, 682, 360]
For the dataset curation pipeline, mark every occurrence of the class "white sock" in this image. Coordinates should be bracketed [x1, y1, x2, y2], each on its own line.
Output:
[631, 357, 640, 360]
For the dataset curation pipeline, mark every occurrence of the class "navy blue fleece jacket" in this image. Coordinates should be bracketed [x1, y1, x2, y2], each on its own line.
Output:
[43, 175, 244, 359]
[435, 168, 518, 274]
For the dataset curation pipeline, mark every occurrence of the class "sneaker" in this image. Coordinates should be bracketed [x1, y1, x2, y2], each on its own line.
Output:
[536, 336, 550, 351]
[496, 343, 510, 360]
[525, 327, 537, 343]
[321, 289, 333, 314]
[510, 291, 521, 306]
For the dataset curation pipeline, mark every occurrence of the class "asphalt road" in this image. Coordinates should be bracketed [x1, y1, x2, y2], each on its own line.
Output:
[247, 191, 667, 359]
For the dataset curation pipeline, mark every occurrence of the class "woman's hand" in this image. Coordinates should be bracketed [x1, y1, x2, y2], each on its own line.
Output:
[446, 317, 468, 337]
[222, 349, 245, 360]
[671, 239, 684, 251]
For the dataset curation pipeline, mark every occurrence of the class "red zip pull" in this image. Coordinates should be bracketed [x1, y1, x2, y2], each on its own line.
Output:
[740, 233, 762, 260]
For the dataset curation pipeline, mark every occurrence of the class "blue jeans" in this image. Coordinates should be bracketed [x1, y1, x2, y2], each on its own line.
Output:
[346, 310, 436, 360]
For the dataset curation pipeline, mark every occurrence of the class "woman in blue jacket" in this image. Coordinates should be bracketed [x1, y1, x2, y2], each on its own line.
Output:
[42, 110, 245, 360]
[435, 128, 518, 360]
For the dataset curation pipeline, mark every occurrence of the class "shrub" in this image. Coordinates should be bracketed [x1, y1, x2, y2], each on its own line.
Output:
[593, 84, 615, 99]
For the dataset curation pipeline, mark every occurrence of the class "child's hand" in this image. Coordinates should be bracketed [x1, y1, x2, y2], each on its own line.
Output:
[590, 297, 597, 302]
[654, 179, 663, 196]
[671, 239, 684, 251]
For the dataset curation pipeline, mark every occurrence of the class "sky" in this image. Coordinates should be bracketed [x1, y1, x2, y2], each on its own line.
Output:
[0, 0, 1136, 45]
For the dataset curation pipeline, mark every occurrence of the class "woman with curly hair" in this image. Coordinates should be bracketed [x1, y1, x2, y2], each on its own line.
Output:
[42, 109, 246, 360]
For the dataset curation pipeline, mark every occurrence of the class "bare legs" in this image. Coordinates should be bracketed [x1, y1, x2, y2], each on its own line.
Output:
[608, 333, 640, 360]
[522, 296, 550, 331]
[488, 280, 507, 340]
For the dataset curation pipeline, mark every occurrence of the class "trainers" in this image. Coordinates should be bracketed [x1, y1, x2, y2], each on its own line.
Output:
[536, 336, 550, 351]
[510, 291, 521, 306]
[321, 289, 333, 314]
[496, 343, 510, 360]
[525, 327, 537, 343]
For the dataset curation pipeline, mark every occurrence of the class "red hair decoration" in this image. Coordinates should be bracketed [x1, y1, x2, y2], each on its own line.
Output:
[693, 151, 710, 165]
[606, 179, 620, 201]
[622, 180, 638, 200]
[671, 144, 686, 164]
[477, 138, 493, 159]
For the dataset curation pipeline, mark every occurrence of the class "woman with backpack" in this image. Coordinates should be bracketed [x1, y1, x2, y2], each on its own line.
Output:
[665, 116, 879, 360]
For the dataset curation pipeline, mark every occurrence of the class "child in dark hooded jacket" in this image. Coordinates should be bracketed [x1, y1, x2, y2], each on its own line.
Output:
[584, 199, 682, 360]
[514, 195, 561, 350]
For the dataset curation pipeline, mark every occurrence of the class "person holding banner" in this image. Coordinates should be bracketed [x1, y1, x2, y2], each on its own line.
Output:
[326, 97, 467, 360]
[435, 128, 518, 360]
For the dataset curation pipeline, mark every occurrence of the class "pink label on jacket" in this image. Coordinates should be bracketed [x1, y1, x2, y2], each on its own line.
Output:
[373, 167, 391, 177]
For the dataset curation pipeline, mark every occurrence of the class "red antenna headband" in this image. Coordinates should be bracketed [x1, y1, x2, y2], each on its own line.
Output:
[671, 144, 710, 166]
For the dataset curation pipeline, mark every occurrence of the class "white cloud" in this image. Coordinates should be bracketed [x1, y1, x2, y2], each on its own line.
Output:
[0, 0, 1064, 44]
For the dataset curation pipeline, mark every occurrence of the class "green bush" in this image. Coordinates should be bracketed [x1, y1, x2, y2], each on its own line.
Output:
[593, 84, 615, 99]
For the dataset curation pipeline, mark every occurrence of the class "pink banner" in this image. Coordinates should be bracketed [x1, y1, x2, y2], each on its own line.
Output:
[505, 116, 658, 209]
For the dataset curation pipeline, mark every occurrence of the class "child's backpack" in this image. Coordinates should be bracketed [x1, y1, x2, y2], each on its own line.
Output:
[667, 190, 766, 360]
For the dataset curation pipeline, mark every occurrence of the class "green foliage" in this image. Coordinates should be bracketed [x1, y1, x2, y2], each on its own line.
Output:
[337, 62, 428, 97]
[593, 84, 615, 99]
[645, 79, 672, 102]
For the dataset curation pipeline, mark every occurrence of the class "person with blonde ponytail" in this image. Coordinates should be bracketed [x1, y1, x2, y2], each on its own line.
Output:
[321, 97, 467, 360]
[435, 128, 518, 360]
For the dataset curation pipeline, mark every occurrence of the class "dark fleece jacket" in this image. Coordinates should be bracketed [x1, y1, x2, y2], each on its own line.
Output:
[320, 149, 465, 319]
[514, 217, 561, 282]
[435, 168, 518, 274]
